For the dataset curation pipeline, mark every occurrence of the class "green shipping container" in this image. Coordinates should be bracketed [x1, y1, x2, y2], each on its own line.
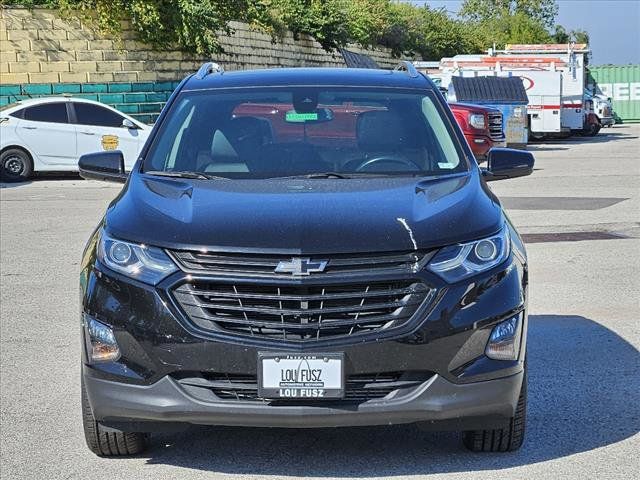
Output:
[587, 65, 640, 123]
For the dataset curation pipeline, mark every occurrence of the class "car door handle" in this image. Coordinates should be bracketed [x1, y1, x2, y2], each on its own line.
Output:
[21, 126, 37, 130]
[80, 131, 96, 135]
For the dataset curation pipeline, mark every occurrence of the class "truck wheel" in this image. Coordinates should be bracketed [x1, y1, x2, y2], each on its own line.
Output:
[528, 130, 546, 141]
[462, 368, 527, 452]
[81, 379, 148, 456]
[586, 123, 601, 136]
[1, 148, 33, 182]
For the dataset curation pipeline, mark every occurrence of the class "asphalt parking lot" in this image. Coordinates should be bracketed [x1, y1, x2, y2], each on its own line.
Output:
[1, 125, 639, 479]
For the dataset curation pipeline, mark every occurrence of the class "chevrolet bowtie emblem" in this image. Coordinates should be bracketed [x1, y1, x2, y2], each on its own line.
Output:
[275, 258, 328, 275]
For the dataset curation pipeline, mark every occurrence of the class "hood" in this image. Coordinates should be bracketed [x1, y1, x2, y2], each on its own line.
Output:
[105, 172, 502, 254]
[449, 102, 500, 114]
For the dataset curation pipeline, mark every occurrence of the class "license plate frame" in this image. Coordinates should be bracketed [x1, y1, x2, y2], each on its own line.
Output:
[257, 352, 345, 399]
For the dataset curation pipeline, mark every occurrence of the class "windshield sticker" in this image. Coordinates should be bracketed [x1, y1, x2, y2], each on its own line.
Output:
[285, 112, 318, 122]
[438, 162, 456, 169]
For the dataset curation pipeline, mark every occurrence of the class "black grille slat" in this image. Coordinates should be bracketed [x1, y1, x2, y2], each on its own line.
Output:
[176, 371, 433, 402]
[172, 280, 432, 341]
[175, 297, 421, 317]
[488, 112, 504, 141]
[169, 250, 432, 277]
[176, 285, 420, 301]
[186, 312, 407, 330]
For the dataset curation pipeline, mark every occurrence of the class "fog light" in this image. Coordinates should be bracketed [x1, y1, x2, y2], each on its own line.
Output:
[485, 314, 522, 361]
[85, 315, 120, 363]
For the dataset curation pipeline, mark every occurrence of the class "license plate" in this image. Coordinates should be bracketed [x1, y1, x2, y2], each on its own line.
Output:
[258, 353, 344, 399]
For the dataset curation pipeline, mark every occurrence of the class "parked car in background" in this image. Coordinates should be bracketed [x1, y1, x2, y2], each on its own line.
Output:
[0, 97, 150, 181]
[448, 102, 505, 161]
[448, 76, 529, 149]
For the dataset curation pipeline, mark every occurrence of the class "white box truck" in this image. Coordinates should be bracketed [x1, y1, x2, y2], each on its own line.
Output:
[440, 44, 595, 138]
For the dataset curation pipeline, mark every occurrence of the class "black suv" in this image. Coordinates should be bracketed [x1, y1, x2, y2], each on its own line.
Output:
[79, 62, 533, 456]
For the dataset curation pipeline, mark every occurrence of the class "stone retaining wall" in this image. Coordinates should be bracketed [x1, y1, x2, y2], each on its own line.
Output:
[0, 7, 397, 83]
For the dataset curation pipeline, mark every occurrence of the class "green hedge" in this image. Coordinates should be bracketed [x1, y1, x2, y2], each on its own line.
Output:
[9, 0, 575, 60]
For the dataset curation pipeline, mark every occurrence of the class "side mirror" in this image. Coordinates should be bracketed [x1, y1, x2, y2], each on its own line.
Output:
[79, 151, 127, 183]
[483, 148, 534, 181]
[122, 118, 137, 129]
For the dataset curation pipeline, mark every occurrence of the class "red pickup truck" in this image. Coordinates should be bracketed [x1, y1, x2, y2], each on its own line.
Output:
[448, 103, 505, 161]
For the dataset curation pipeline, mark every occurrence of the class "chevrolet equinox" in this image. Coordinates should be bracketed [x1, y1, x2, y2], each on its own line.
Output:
[78, 62, 534, 456]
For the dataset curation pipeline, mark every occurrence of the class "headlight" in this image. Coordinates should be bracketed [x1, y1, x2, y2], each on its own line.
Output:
[97, 229, 177, 285]
[469, 113, 486, 129]
[427, 224, 510, 282]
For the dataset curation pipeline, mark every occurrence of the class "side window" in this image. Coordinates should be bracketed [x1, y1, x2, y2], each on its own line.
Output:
[9, 108, 25, 119]
[22, 103, 68, 123]
[166, 105, 195, 169]
[74, 103, 125, 128]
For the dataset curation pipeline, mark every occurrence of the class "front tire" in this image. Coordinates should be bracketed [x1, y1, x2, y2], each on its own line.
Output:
[0, 148, 33, 182]
[462, 368, 527, 452]
[81, 378, 148, 456]
[586, 123, 601, 136]
[528, 130, 546, 141]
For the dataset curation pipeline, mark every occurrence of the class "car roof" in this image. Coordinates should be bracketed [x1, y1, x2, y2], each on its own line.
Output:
[449, 102, 501, 113]
[0, 96, 148, 128]
[182, 67, 435, 91]
[2, 96, 114, 109]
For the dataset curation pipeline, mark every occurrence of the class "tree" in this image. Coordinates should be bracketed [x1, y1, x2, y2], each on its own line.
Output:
[552, 24, 569, 43]
[460, 0, 558, 29]
[15, 0, 586, 60]
[378, 3, 484, 59]
[571, 29, 589, 45]
[552, 25, 590, 45]
[460, 0, 560, 49]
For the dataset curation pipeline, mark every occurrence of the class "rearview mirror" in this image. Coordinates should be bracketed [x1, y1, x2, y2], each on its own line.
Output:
[483, 148, 534, 181]
[79, 151, 127, 183]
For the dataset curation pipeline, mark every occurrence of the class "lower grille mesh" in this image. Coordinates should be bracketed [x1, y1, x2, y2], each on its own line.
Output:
[172, 281, 432, 341]
[176, 371, 434, 403]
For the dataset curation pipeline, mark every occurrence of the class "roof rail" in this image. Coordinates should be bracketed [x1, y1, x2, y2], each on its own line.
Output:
[394, 61, 419, 78]
[195, 62, 224, 80]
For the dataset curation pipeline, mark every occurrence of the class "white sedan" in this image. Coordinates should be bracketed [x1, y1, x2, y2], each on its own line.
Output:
[0, 97, 151, 182]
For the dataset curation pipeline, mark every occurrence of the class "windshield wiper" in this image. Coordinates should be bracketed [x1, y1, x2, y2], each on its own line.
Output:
[145, 171, 228, 180]
[305, 172, 351, 179]
[274, 172, 352, 179]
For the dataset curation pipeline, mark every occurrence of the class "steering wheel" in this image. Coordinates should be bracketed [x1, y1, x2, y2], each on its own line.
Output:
[355, 155, 422, 173]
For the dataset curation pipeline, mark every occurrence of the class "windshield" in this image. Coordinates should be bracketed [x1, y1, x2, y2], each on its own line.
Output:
[143, 87, 467, 178]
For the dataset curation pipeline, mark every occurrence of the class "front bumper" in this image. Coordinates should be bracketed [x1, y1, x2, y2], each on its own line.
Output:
[599, 116, 615, 126]
[80, 223, 528, 432]
[84, 365, 523, 430]
[465, 135, 505, 160]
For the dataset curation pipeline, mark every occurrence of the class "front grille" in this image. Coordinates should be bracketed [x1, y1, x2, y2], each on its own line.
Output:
[168, 250, 431, 278]
[172, 280, 432, 341]
[488, 112, 504, 141]
[175, 371, 434, 403]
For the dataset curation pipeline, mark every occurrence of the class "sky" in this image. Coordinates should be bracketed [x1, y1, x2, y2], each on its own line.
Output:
[415, 0, 640, 65]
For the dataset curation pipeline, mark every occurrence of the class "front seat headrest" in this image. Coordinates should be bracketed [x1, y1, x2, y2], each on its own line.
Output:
[356, 110, 408, 151]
